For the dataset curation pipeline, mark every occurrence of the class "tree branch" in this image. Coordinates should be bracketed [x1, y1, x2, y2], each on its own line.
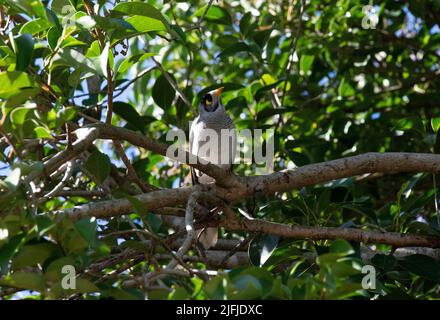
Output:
[53, 151, 440, 247]
[220, 215, 440, 248]
[165, 190, 199, 270]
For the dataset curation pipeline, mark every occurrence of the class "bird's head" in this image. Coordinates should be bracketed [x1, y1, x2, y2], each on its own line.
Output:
[199, 87, 224, 114]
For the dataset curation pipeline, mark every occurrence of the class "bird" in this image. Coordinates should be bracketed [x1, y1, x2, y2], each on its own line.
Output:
[189, 87, 237, 249]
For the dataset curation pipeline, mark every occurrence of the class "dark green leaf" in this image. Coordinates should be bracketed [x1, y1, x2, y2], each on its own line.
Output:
[398, 254, 440, 281]
[75, 218, 97, 244]
[152, 74, 175, 110]
[194, 5, 232, 25]
[371, 253, 396, 271]
[249, 235, 279, 266]
[14, 34, 35, 71]
[113, 101, 146, 133]
[83, 150, 111, 184]
[0, 71, 38, 99]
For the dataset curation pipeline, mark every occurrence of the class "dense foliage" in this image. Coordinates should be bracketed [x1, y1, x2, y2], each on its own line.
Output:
[0, 0, 440, 300]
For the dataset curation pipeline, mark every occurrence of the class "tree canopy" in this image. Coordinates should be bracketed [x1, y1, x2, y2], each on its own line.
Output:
[0, 0, 440, 300]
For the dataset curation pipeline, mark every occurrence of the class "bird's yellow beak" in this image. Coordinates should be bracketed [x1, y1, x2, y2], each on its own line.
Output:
[214, 87, 224, 97]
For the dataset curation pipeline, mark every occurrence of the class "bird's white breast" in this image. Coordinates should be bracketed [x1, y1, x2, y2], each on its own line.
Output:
[190, 117, 236, 169]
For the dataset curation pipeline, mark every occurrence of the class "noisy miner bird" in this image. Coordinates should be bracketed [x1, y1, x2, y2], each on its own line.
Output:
[189, 87, 237, 249]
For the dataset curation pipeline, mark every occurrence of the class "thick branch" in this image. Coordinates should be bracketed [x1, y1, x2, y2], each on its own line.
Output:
[242, 152, 440, 198]
[220, 216, 440, 248]
[54, 151, 440, 247]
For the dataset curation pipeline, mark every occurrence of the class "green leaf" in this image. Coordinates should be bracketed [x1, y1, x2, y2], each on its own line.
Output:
[13, 161, 44, 176]
[204, 275, 225, 299]
[230, 267, 273, 299]
[253, 29, 273, 48]
[407, 221, 440, 236]
[392, 117, 424, 133]
[255, 78, 286, 102]
[117, 53, 155, 75]
[239, 12, 253, 35]
[168, 286, 189, 300]
[152, 74, 176, 110]
[0, 71, 38, 99]
[3, 168, 22, 191]
[260, 73, 276, 86]
[75, 14, 97, 29]
[45, 257, 76, 282]
[216, 35, 238, 48]
[0, 45, 15, 67]
[146, 213, 162, 234]
[371, 253, 396, 271]
[75, 218, 97, 244]
[20, 18, 51, 35]
[398, 254, 440, 281]
[431, 117, 440, 133]
[14, 34, 35, 71]
[329, 239, 355, 255]
[194, 5, 232, 25]
[249, 235, 279, 266]
[12, 243, 59, 270]
[338, 78, 355, 97]
[257, 107, 295, 120]
[93, 16, 135, 32]
[124, 16, 167, 33]
[217, 42, 251, 59]
[34, 126, 53, 139]
[300, 54, 315, 76]
[102, 287, 144, 300]
[57, 107, 77, 123]
[287, 150, 310, 166]
[113, 101, 146, 133]
[36, 215, 55, 237]
[112, 2, 170, 28]
[83, 150, 111, 184]
[68, 68, 81, 88]
[52, 278, 99, 296]
[0, 234, 26, 275]
[4, 0, 45, 18]
[10, 106, 32, 126]
[60, 36, 88, 49]
[47, 27, 62, 51]
[57, 48, 103, 76]
[230, 274, 262, 299]
[0, 272, 46, 292]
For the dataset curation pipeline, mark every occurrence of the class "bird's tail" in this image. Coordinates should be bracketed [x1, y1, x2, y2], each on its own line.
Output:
[197, 227, 218, 249]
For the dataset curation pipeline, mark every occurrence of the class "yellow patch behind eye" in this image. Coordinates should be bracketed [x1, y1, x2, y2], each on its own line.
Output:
[206, 100, 212, 105]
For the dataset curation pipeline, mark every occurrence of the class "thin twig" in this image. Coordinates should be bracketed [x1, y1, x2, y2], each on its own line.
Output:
[197, 0, 215, 27]
[113, 66, 157, 100]
[38, 160, 75, 203]
[281, 0, 306, 105]
[114, 140, 155, 193]
[219, 234, 255, 266]
[105, 62, 114, 125]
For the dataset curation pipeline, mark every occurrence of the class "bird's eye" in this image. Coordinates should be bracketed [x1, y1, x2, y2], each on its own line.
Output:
[203, 94, 213, 105]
